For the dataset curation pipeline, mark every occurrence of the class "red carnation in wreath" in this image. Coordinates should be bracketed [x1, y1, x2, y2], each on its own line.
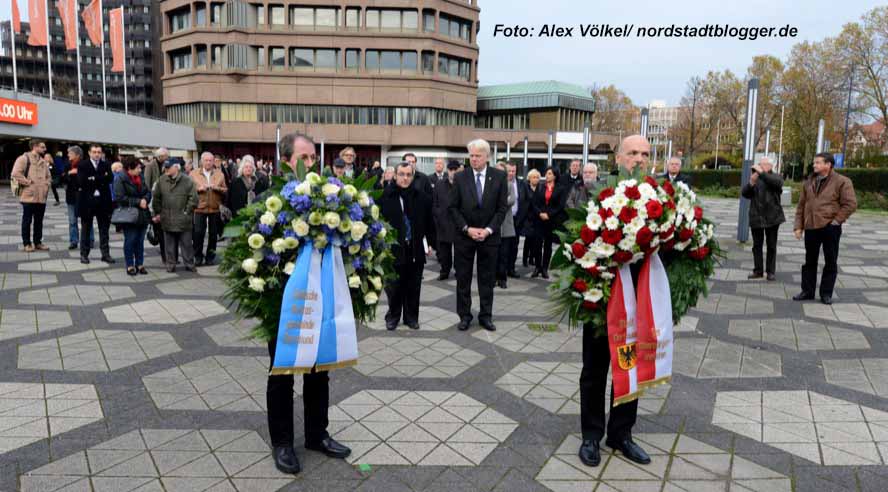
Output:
[644, 176, 658, 187]
[572, 279, 588, 292]
[659, 225, 675, 239]
[601, 228, 623, 245]
[598, 207, 612, 221]
[694, 206, 704, 221]
[598, 188, 615, 201]
[580, 225, 597, 244]
[689, 246, 710, 260]
[661, 181, 675, 196]
[613, 250, 633, 264]
[661, 238, 675, 251]
[645, 200, 663, 220]
[636, 226, 654, 247]
[582, 301, 599, 310]
[624, 186, 641, 200]
[585, 266, 601, 277]
[678, 227, 694, 241]
[618, 206, 637, 223]
[571, 242, 587, 259]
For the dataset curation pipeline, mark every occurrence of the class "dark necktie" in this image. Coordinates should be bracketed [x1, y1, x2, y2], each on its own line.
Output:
[475, 172, 483, 206]
[401, 198, 411, 242]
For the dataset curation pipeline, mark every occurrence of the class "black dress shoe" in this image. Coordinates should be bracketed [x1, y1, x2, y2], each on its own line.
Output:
[541, 271, 550, 280]
[747, 272, 763, 280]
[305, 437, 351, 459]
[195, 257, 205, 267]
[458, 319, 471, 331]
[386, 320, 397, 331]
[272, 446, 301, 474]
[184, 266, 197, 273]
[497, 279, 508, 289]
[821, 295, 833, 305]
[480, 320, 496, 332]
[793, 292, 815, 301]
[80, 257, 90, 264]
[766, 273, 776, 281]
[68, 243, 78, 250]
[578, 440, 601, 467]
[101, 255, 115, 264]
[406, 322, 420, 330]
[606, 436, 651, 465]
[531, 269, 541, 278]
[508, 271, 521, 279]
[437, 273, 449, 281]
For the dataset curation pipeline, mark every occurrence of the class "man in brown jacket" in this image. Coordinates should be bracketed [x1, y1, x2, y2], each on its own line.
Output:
[793, 152, 857, 305]
[190, 151, 227, 266]
[11, 140, 51, 252]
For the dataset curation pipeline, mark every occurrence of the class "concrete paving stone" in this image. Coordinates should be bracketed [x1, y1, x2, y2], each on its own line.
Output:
[18, 329, 180, 372]
[356, 337, 484, 378]
[103, 299, 227, 324]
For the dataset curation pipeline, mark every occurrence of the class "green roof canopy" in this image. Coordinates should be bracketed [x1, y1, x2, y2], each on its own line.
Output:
[477, 81, 595, 113]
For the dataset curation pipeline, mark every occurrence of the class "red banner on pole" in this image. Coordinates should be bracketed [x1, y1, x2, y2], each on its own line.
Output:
[80, 0, 102, 46]
[56, 0, 77, 51]
[11, 0, 21, 34]
[109, 6, 123, 73]
[26, 0, 48, 46]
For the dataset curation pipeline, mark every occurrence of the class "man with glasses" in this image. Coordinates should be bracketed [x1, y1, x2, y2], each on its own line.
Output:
[339, 147, 359, 178]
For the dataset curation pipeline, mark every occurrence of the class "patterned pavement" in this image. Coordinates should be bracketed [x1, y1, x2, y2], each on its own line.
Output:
[2, 191, 888, 491]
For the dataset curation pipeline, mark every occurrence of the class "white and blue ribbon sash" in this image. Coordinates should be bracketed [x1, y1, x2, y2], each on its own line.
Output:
[271, 243, 358, 375]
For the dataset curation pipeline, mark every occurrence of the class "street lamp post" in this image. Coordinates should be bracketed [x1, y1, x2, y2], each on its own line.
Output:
[714, 117, 720, 169]
[640, 108, 649, 139]
[777, 105, 784, 174]
[841, 66, 854, 166]
[737, 78, 759, 243]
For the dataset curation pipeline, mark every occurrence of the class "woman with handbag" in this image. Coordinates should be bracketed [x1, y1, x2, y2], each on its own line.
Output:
[113, 157, 152, 275]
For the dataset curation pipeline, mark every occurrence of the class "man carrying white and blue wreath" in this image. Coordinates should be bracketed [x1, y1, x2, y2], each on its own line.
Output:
[266, 133, 351, 474]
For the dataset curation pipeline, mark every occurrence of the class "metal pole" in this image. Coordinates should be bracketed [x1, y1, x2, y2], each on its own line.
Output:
[320, 139, 325, 169]
[777, 106, 784, 173]
[75, 0, 82, 104]
[493, 141, 498, 162]
[10, 15, 17, 92]
[505, 140, 511, 162]
[522, 136, 529, 176]
[275, 123, 281, 173]
[816, 119, 825, 153]
[652, 145, 658, 175]
[841, 66, 854, 165]
[546, 131, 553, 169]
[714, 117, 720, 169]
[99, 0, 107, 109]
[737, 78, 759, 243]
[45, 0, 52, 99]
[667, 140, 672, 160]
[582, 121, 590, 166]
[121, 7, 127, 114]
[640, 108, 649, 138]
[764, 128, 770, 155]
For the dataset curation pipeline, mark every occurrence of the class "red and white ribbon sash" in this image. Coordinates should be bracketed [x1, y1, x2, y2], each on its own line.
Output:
[635, 254, 673, 389]
[606, 264, 640, 406]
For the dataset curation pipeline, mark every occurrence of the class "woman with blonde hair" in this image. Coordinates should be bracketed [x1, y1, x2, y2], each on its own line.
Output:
[522, 168, 542, 269]
[228, 154, 268, 215]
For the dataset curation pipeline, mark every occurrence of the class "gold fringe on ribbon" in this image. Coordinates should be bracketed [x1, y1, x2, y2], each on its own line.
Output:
[316, 359, 358, 372]
[637, 375, 672, 390]
[269, 358, 358, 376]
[612, 390, 643, 407]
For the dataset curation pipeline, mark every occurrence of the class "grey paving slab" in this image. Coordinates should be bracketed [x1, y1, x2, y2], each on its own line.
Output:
[18, 329, 181, 372]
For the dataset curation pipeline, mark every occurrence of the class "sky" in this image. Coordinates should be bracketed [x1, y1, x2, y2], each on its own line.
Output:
[1, 0, 882, 106]
[477, 0, 884, 105]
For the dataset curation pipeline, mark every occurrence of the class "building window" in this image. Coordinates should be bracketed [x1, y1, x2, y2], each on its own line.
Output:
[194, 4, 206, 27]
[345, 8, 360, 30]
[270, 46, 285, 69]
[253, 4, 265, 26]
[211, 45, 224, 68]
[255, 46, 265, 68]
[269, 5, 285, 27]
[421, 51, 434, 74]
[290, 6, 338, 30]
[169, 8, 190, 33]
[290, 48, 339, 72]
[366, 9, 418, 32]
[345, 49, 359, 71]
[210, 3, 224, 26]
[423, 10, 435, 32]
[439, 13, 472, 41]
[171, 49, 191, 72]
[438, 54, 471, 81]
[366, 50, 417, 74]
[196, 45, 207, 67]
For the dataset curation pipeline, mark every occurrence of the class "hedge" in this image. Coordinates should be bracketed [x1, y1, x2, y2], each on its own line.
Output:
[682, 168, 888, 195]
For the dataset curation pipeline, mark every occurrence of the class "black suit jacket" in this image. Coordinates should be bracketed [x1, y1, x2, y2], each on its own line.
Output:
[432, 177, 456, 244]
[380, 185, 436, 266]
[412, 170, 433, 197]
[532, 183, 569, 232]
[659, 172, 692, 186]
[559, 173, 582, 189]
[77, 159, 113, 216]
[510, 178, 531, 235]
[448, 165, 509, 246]
[429, 172, 447, 189]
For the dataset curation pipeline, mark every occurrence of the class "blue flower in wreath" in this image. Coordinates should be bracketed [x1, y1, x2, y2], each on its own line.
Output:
[327, 177, 344, 188]
[325, 194, 340, 209]
[352, 257, 364, 270]
[281, 181, 298, 201]
[264, 253, 280, 264]
[291, 195, 312, 213]
[258, 224, 273, 235]
[348, 203, 364, 221]
[276, 212, 290, 225]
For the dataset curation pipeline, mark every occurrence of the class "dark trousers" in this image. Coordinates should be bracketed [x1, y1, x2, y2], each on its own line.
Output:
[266, 340, 330, 447]
[579, 321, 638, 441]
[540, 228, 557, 272]
[80, 209, 111, 258]
[437, 240, 454, 275]
[523, 235, 539, 266]
[152, 221, 166, 260]
[193, 212, 220, 261]
[497, 236, 518, 279]
[385, 259, 424, 325]
[50, 184, 60, 203]
[454, 236, 498, 323]
[123, 225, 148, 268]
[164, 230, 195, 267]
[21, 203, 46, 246]
[751, 225, 780, 275]
[802, 224, 842, 298]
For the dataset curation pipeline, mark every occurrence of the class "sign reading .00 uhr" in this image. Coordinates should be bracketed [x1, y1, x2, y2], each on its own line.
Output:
[0, 98, 38, 126]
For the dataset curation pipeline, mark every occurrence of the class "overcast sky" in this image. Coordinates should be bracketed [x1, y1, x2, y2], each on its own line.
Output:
[477, 0, 883, 105]
[1, 0, 882, 106]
